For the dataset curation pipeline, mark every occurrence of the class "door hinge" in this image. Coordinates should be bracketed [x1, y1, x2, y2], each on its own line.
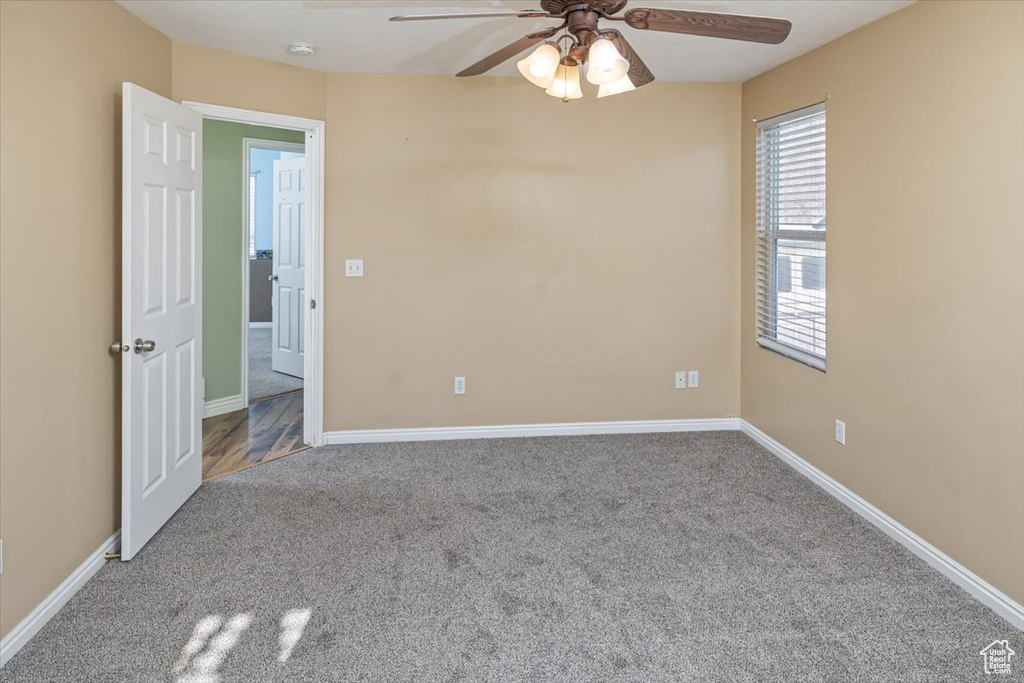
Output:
[310, 299, 317, 310]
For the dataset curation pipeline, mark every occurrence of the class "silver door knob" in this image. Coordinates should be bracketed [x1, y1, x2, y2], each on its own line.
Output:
[268, 274, 279, 282]
[134, 338, 156, 354]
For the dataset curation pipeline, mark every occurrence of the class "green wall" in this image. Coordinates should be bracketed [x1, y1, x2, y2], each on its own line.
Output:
[203, 120, 305, 402]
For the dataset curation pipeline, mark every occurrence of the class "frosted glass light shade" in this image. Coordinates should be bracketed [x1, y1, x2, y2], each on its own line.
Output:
[586, 38, 629, 85]
[597, 73, 636, 98]
[517, 42, 561, 88]
[545, 63, 583, 100]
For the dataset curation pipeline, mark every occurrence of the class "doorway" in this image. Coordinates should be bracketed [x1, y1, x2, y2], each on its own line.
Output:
[118, 87, 325, 559]
[243, 139, 306, 405]
[186, 103, 325, 481]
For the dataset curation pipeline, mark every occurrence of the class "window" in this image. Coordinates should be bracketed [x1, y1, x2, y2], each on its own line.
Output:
[248, 173, 257, 258]
[756, 102, 826, 370]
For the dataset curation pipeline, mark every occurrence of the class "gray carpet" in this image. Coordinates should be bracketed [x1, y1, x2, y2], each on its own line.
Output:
[248, 326, 302, 403]
[4, 433, 1019, 682]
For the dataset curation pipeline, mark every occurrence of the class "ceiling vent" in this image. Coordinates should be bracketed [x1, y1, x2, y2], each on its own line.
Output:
[288, 42, 315, 56]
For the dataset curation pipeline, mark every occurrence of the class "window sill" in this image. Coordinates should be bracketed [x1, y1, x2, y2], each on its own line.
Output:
[757, 337, 826, 372]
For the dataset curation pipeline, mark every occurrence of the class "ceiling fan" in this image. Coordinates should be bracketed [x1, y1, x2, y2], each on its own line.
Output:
[390, 1, 792, 101]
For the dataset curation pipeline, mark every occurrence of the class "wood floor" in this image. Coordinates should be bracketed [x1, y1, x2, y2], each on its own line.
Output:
[202, 390, 308, 481]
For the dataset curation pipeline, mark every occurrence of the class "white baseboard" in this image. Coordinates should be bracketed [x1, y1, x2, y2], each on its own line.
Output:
[325, 417, 742, 445]
[248, 322, 271, 329]
[0, 531, 120, 667]
[204, 394, 245, 418]
[739, 420, 1024, 631]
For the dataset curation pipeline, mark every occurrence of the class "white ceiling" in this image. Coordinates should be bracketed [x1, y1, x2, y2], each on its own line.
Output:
[117, 0, 913, 83]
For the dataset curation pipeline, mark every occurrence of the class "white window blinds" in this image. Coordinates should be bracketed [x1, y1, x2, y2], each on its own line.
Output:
[756, 102, 826, 370]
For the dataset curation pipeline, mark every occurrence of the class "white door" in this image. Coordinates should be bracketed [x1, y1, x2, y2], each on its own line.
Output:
[120, 83, 202, 560]
[271, 156, 306, 379]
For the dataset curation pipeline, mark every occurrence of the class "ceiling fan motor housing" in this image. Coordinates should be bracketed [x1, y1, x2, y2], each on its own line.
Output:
[566, 9, 602, 48]
[540, 0, 628, 15]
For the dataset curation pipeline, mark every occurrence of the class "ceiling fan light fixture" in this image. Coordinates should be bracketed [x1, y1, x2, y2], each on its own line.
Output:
[517, 42, 561, 88]
[597, 73, 636, 98]
[395, 2, 793, 101]
[544, 61, 583, 101]
[585, 37, 629, 85]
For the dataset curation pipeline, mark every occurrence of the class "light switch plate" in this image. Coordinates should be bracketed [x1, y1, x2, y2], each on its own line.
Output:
[835, 419, 846, 445]
[454, 376, 466, 395]
[345, 259, 364, 277]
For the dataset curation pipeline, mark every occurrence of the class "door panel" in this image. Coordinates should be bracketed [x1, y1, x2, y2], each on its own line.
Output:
[176, 189, 195, 307]
[175, 339, 196, 466]
[279, 288, 293, 348]
[141, 355, 167, 496]
[122, 83, 202, 560]
[142, 184, 166, 317]
[272, 156, 306, 379]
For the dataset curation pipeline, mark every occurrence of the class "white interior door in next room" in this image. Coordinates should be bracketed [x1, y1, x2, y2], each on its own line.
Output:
[272, 155, 306, 379]
[120, 83, 203, 560]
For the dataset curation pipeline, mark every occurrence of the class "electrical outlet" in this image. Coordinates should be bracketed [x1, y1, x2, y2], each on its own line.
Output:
[345, 259, 364, 277]
[454, 376, 466, 395]
[835, 419, 846, 445]
[688, 370, 699, 388]
[675, 371, 687, 389]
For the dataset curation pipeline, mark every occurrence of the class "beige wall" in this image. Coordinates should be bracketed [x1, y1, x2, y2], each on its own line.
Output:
[740, 0, 1024, 604]
[0, 1, 171, 637]
[168, 53, 742, 430]
[171, 43, 326, 120]
[323, 75, 741, 430]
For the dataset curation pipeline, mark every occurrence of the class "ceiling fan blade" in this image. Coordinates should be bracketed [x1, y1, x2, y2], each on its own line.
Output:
[623, 8, 792, 45]
[456, 27, 561, 77]
[390, 10, 551, 22]
[603, 30, 654, 87]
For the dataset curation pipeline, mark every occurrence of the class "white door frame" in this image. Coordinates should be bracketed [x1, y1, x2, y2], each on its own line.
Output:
[241, 137, 305, 406]
[184, 101, 326, 447]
